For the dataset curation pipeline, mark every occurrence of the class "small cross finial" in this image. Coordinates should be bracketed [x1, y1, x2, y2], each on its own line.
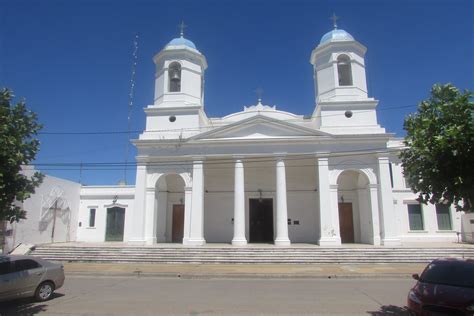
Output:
[330, 13, 339, 29]
[179, 21, 187, 37]
[255, 88, 263, 103]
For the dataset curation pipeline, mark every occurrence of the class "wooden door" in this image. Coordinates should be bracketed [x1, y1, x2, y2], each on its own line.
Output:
[105, 207, 125, 241]
[338, 203, 355, 243]
[249, 199, 274, 243]
[172, 204, 184, 243]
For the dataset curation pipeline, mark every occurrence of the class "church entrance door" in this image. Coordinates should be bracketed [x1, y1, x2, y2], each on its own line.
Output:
[249, 198, 274, 243]
[338, 203, 355, 243]
[105, 207, 125, 241]
[172, 204, 184, 243]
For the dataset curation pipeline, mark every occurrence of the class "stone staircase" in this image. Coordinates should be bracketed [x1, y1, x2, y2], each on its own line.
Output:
[30, 244, 474, 264]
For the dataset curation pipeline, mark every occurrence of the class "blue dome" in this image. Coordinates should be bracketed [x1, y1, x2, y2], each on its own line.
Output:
[166, 37, 197, 49]
[319, 29, 354, 45]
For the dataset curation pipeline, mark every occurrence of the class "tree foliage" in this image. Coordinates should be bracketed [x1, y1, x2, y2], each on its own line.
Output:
[0, 88, 44, 222]
[400, 83, 473, 212]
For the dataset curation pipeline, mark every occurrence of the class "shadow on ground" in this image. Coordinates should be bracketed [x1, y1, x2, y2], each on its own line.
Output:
[367, 305, 410, 315]
[0, 293, 64, 315]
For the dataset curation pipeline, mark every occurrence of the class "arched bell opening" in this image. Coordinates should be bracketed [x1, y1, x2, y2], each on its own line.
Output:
[168, 62, 182, 92]
[337, 54, 353, 86]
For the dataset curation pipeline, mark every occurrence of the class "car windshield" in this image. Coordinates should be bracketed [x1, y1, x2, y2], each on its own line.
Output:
[421, 261, 474, 288]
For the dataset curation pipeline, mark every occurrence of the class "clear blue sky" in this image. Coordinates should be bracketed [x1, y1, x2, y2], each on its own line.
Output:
[1, 0, 472, 185]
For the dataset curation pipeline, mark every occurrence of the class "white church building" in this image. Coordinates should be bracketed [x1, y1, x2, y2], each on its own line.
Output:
[4, 25, 467, 252]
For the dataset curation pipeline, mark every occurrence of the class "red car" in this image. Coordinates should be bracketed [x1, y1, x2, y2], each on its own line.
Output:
[407, 258, 474, 315]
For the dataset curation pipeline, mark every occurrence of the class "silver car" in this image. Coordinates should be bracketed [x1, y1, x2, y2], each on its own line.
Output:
[0, 255, 65, 302]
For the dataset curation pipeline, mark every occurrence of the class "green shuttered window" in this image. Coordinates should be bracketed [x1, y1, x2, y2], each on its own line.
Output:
[436, 204, 452, 230]
[408, 204, 424, 231]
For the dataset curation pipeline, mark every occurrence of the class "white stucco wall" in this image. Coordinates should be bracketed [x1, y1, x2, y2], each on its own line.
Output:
[5, 172, 81, 252]
[461, 213, 474, 243]
[77, 186, 135, 242]
[390, 158, 461, 243]
[202, 160, 319, 243]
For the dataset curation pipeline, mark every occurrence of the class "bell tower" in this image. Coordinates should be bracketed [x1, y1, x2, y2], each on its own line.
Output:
[142, 26, 208, 138]
[310, 16, 384, 134]
[153, 28, 207, 108]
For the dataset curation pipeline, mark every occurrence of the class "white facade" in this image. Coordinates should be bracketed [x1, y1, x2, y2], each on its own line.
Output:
[4, 27, 463, 250]
[86, 27, 457, 247]
[3, 169, 80, 253]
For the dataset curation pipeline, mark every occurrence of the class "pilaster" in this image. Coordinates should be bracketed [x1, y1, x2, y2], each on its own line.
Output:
[317, 157, 341, 246]
[144, 188, 157, 245]
[368, 184, 381, 246]
[129, 164, 147, 244]
[377, 156, 401, 246]
[182, 186, 193, 244]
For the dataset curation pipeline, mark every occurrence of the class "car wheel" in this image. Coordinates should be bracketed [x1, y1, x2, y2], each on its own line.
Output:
[34, 281, 55, 301]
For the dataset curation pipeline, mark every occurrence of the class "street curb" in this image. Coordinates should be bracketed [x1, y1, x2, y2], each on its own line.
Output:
[65, 271, 413, 279]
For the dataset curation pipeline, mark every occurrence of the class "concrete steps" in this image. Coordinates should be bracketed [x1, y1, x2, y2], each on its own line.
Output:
[30, 245, 474, 264]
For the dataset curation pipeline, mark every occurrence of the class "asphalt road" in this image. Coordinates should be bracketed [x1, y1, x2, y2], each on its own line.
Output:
[0, 276, 415, 315]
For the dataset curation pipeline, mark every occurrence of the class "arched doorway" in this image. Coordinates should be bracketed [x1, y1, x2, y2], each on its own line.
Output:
[336, 170, 373, 244]
[155, 174, 186, 243]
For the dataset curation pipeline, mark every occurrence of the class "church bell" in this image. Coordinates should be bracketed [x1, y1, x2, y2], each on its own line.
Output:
[170, 71, 181, 81]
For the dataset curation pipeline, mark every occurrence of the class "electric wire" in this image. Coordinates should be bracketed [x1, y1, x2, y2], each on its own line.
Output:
[26, 145, 406, 171]
[37, 104, 417, 135]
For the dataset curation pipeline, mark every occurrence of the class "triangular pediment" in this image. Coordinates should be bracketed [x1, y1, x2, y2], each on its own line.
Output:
[190, 115, 331, 141]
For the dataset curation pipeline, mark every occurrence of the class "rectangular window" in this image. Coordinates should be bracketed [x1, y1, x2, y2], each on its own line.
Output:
[408, 204, 424, 231]
[436, 204, 452, 230]
[89, 209, 96, 227]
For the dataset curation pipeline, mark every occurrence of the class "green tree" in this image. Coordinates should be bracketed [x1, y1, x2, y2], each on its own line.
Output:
[0, 88, 44, 222]
[400, 83, 473, 213]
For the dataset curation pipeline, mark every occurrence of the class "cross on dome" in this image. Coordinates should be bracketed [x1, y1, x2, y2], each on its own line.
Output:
[330, 13, 339, 29]
[255, 88, 264, 103]
[179, 21, 187, 37]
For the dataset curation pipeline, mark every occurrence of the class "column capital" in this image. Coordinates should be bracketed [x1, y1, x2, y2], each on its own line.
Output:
[232, 155, 245, 160]
[184, 186, 192, 192]
[317, 157, 329, 165]
[315, 151, 331, 159]
[376, 153, 391, 161]
[192, 156, 206, 162]
[274, 153, 287, 160]
[136, 157, 148, 164]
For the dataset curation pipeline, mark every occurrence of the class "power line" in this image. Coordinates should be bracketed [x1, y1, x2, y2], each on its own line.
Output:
[37, 104, 417, 136]
[28, 146, 405, 171]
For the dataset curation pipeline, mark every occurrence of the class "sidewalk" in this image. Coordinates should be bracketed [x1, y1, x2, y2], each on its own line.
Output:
[63, 262, 427, 279]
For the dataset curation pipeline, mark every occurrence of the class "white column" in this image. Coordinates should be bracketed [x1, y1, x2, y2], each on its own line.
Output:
[129, 164, 147, 244]
[232, 159, 247, 246]
[144, 188, 157, 245]
[185, 160, 206, 246]
[317, 157, 341, 246]
[377, 156, 401, 246]
[275, 157, 291, 246]
[368, 184, 381, 246]
[155, 190, 167, 243]
[182, 186, 192, 244]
